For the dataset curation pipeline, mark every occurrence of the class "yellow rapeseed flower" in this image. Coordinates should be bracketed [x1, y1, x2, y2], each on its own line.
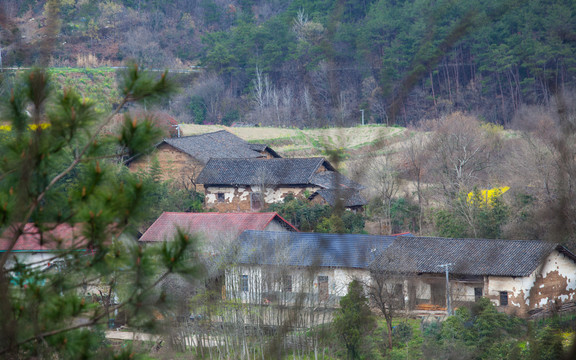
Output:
[467, 186, 510, 207]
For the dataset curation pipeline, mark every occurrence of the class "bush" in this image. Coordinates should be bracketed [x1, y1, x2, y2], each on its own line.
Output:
[393, 321, 413, 346]
[268, 195, 365, 233]
[434, 209, 469, 238]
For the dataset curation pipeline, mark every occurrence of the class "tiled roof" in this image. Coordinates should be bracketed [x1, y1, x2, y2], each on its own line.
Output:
[197, 157, 336, 185]
[234, 230, 395, 269]
[310, 189, 367, 207]
[248, 143, 267, 152]
[139, 212, 298, 243]
[0, 223, 88, 252]
[371, 236, 576, 277]
[162, 130, 268, 164]
[309, 171, 365, 190]
[249, 143, 281, 158]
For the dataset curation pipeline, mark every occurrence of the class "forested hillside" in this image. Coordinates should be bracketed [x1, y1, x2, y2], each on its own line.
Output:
[2, 0, 575, 127]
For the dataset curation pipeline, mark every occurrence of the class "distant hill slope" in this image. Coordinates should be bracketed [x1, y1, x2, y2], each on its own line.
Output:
[48, 68, 120, 112]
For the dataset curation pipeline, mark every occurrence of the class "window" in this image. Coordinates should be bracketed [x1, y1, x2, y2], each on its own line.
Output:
[241, 275, 249, 292]
[318, 276, 329, 301]
[500, 291, 508, 306]
[394, 283, 405, 308]
[474, 287, 483, 301]
[217, 193, 225, 202]
[251, 192, 262, 210]
[282, 275, 292, 293]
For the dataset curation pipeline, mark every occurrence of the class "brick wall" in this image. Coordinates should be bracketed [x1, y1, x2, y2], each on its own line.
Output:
[128, 143, 205, 191]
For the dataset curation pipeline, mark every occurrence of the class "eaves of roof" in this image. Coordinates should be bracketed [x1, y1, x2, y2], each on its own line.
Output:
[370, 236, 570, 277]
[196, 157, 332, 186]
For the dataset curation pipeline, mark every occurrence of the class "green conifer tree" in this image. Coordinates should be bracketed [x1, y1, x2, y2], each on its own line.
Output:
[333, 280, 375, 359]
[0, 66, 200, 359]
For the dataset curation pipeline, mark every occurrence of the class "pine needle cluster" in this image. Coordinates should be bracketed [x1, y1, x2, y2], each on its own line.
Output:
[0, 66, 198, 359]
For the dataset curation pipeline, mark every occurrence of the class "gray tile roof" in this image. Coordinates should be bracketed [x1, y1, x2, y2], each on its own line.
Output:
[248, 143, 268, 152]
[249, 143, 281, 158]
[310, 189, 367, 207]
[371, 236, 576, 277]
[196, 158, 339, 186]
[233, 230, 396, 269]
[162, 130, 268, 164]
[310, 171, 365, 190]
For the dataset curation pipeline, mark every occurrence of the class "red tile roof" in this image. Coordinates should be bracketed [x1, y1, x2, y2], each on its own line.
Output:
[139, 212, 298, 243]
[0, 223, 88, 252]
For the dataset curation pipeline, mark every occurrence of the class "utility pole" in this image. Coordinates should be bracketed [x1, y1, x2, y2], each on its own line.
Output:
[438, 263, 453, 315]
[172, 124, 180, 138]
[360, 109, 365, 126]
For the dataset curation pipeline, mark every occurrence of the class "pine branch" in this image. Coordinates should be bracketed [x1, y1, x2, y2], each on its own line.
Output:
[0, 269, 172, 355]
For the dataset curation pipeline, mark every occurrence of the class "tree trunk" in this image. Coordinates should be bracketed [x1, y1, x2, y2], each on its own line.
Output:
[385, 314, 393, 349]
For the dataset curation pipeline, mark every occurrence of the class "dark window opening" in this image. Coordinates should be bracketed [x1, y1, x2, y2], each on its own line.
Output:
[283, 275, 292, 292]
[241, 275, 248, 292]
[394, 283, 405, 308]
[251, 192, 262, 210]
[500, 291, 508, 306]
[474, 287, 483, 301]
[431, 282, 446, 306]
[217, 193, 225, 202]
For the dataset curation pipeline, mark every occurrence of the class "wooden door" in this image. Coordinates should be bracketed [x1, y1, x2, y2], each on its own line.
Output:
[318, 276, 329, 301]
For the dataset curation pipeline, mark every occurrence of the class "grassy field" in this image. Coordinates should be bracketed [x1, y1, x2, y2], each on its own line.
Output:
[178, 124, 407, 159]
[48, 68, 120, 112]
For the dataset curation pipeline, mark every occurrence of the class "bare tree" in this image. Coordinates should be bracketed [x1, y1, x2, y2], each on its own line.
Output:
[508, 93, 576, 247]
[251, 66, 273, 112]
[422, 113, 501, 203]
[366, 252, 416, 350]
[368, 156, 401, 235]
[120, 26, 175, 67]
[190, 74, 226, 123]
[402, 130, 430, 231]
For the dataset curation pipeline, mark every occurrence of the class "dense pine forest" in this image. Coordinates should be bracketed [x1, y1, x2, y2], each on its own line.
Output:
[2, 0, 575, 126]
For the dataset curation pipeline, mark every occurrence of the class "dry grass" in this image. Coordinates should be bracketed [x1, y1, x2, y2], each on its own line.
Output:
[178, 124, 407, 157]
[179, 124, 300, 140]
[76, 54, 104, 68]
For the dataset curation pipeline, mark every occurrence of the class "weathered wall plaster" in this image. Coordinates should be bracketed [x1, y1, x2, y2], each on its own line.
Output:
[484, 250, 576, 316]
[205, 185, 320, 212]
[227, 265, 369, 305]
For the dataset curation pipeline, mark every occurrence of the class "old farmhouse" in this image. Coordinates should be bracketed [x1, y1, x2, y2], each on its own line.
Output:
[372, 236, 576, 317]
[227, 232, 576, 318]
[196, 157, 366, 212]
[126, 130, 280, 190]
[226, 230, 395, 306]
